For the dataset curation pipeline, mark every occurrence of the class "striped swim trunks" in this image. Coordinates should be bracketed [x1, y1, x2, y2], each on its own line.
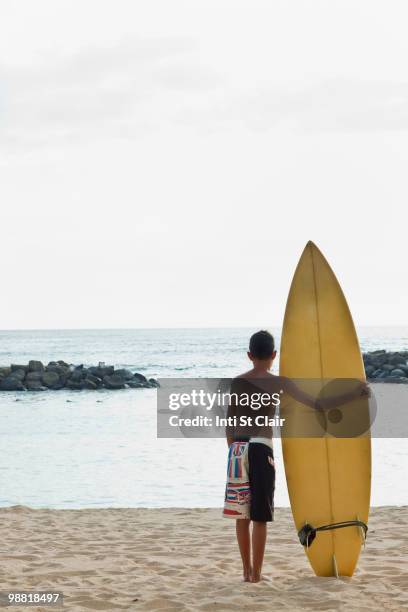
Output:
[223, 441, 251, 519]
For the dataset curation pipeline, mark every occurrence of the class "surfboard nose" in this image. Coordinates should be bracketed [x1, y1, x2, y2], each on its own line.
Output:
[304, 241, 325, 261]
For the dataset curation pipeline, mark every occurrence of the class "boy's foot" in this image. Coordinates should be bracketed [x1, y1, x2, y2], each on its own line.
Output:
[242, 568, 252, 582]
[250, 573, 270, 583]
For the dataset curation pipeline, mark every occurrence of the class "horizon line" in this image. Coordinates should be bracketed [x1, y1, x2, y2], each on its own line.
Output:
[0, 324, 407, 333]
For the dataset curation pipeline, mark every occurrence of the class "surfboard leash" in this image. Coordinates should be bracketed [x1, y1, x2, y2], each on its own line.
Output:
[298, 520, 368, 548]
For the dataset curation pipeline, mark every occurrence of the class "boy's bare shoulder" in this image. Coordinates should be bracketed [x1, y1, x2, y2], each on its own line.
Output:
[230, 372, 253, 389]
[235, 370, 254, 380]
[236, 370, 276, 380]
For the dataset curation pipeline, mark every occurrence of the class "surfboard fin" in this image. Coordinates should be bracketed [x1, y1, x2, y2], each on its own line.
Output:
[357, 515, 366, 548]
[332, 554, 339, 579]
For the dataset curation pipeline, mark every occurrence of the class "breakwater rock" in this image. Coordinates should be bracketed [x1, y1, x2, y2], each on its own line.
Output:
[364, 350, 408, 382]
[0, 361, 159, 391]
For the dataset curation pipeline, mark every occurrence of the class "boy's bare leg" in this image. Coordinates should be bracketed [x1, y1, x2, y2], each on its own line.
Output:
[236, 519, 251, 581]
[251, 521, 267, 582]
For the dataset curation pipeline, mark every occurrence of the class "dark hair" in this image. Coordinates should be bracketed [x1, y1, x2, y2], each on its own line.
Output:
[249, 330, 275, 359]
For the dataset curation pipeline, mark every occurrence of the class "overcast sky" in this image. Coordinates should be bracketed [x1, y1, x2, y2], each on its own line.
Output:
[1, 0, 407, 329]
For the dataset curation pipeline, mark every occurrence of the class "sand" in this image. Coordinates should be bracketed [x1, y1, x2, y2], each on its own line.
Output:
[0, 506, 407, 611]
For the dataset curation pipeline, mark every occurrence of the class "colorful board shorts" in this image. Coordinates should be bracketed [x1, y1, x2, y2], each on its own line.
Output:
[223, 441, 275, 522]
[223, 441, 251, 519]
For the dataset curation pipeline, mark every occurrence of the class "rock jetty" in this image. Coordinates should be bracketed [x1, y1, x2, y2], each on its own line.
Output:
[0, 360, 159, 391]
[363, 350, 408, 382]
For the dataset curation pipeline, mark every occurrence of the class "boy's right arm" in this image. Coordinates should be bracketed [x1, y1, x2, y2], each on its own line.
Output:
[281, 376, 369, 410]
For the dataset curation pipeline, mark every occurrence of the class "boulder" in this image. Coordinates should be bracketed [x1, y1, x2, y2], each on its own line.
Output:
[58, 373, 69, 387]
[148, 378, 160, 387]
[390, 368, 406, 377]
[25, 380, 47, 391]
[100, 366, 115, 378]
[112, 369, 134, 381]
[57, 360, 70, 368]
[364, 365, 375, 377]
[372, 355, 388, 367]
[9, 369, 26, 381]
[47, 363, 70, 378]
[42, 371, 61, 389]
[127, 380, 145, 388]
[26, 371, 44, 382]
[28, 360, 44, 372]
[11, 364, 28, 372]
[388, 353, 406, 366]
[66, 380, 84, 390]
[83, 379, 97, 390]
[133, 373, 148, 384]
[103, 374, 126, 390]
[84, 373, 103, 387]
[366, 350, 386, 361]
[47, 362, 62, 373]
[0, 377, 26, 391]
[0, 367, 11, 378]
[88, 365, 115, 378]
[70, 369, 86, 382]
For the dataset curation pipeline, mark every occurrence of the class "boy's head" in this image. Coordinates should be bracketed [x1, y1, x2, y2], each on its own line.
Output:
[248, 330, 276, 370]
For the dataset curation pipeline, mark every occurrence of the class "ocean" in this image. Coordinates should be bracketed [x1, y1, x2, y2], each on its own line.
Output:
[0, 327, 407, 509]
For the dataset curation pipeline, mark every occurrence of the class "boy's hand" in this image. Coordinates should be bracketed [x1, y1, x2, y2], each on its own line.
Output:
[316, 380, 370, 412]
[356, 381, 370, 398]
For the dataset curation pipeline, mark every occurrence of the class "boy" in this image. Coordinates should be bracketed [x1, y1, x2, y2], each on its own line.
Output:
[223, 330, 367, 583]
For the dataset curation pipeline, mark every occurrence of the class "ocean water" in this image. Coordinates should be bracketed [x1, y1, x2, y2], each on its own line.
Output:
[0, 327, 407, 509]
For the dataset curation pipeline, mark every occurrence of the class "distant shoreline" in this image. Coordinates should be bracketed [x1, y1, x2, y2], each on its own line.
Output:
[1, 350, 408, 391]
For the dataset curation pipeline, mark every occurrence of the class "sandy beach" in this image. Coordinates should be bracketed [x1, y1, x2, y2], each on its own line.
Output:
[0, 506, 406, 611]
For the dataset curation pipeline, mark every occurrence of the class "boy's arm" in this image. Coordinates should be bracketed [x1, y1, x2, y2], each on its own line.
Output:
[281, 377, 369, 411]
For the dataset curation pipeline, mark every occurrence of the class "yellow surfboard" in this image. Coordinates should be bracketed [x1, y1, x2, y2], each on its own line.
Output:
[279, 241, 371, 577]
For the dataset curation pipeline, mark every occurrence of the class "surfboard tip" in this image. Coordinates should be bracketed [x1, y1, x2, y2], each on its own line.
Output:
[305, 241, 325, 259]
[306, 240, 317, 249]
